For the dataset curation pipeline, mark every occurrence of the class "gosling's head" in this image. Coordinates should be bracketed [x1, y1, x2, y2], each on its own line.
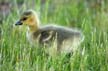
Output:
[15, 10, 40, 26]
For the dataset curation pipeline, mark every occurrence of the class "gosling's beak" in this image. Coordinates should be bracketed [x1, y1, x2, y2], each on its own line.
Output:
[15, 20, 23, 25]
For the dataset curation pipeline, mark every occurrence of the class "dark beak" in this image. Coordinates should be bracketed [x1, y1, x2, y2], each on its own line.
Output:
[15, 20, 23, 25]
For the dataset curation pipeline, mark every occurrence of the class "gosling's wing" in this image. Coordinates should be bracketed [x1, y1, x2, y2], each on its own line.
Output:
[40, 30, 55, 43]
[33, 28, 56, 44]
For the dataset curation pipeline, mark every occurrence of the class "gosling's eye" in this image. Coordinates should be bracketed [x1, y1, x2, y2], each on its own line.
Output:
[22, 17, 27, 21]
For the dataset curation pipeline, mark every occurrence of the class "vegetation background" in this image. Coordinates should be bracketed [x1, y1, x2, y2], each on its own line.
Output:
[0, 0, 108, 71]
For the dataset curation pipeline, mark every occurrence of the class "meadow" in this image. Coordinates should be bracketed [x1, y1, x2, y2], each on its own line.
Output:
[0, 0, 108, 71]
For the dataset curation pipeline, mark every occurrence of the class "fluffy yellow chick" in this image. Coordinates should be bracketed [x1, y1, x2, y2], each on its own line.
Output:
[15, 10, 84, 55]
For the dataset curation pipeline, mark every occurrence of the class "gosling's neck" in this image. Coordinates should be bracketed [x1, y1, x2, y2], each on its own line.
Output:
[28, 14, 40, 33]
[28, 22, 40, 33]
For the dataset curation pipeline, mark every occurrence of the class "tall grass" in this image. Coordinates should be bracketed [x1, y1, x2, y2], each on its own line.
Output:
[0, 0, 108, 71]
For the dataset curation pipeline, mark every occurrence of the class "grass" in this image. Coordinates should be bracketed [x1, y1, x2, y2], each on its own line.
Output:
[0, 0, 108, 71]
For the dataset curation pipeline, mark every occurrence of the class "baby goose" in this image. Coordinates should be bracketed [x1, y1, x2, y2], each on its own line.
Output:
[15, 10, 84, 54]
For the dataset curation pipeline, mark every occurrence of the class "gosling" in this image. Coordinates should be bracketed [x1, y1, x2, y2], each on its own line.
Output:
[15, 10, 84, 55]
